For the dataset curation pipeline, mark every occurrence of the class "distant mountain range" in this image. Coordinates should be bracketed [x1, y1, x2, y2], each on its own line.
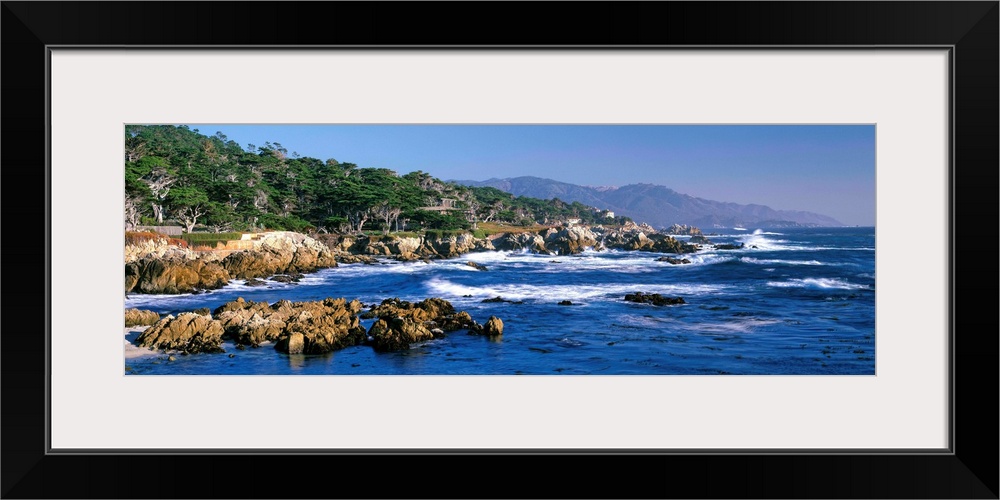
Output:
[454, 176, 843, 228]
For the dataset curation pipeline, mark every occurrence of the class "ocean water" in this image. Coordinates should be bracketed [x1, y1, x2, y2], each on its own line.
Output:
[125, 227, 876, 375]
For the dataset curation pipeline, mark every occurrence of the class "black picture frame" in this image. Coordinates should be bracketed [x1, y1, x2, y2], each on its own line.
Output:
[3, 2, 996, 498]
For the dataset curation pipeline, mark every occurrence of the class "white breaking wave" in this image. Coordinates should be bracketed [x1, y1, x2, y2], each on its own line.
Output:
[766, 278, 870, 290]
[615, 315, 780, 333]
[424, 277, 727, 302]
[741, 257, 824, 266]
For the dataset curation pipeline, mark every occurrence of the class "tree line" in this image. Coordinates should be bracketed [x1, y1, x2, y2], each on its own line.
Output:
[124, 125, 630, 234]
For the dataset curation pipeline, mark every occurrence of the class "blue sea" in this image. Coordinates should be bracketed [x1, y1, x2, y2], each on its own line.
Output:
[124, 227, 875, 375]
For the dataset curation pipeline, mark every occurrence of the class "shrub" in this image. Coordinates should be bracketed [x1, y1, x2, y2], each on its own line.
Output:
[176, 232, 241, 248]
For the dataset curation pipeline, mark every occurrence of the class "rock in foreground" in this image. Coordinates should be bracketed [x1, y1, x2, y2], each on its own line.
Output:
[212, 297, 366, 354]
[364, 298, 488, 351]
[135, 312, 225, 353]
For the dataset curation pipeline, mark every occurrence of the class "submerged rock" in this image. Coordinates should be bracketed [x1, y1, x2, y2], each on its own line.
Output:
[713, 243, 745, 250]
[270, 273, 305, 283]
[623, 292, 686, 306]
[655, 256, 691, 265]
[466, 261, 488, 271]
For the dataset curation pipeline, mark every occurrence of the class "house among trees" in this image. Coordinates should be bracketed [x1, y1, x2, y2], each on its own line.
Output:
[417, 198, 459, 211]
[418, 198, 478, 229]
[136, 225, 184, 236]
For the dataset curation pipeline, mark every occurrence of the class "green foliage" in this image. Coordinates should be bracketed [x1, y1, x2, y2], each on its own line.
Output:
[423, 229, 469, 240]
[124, 125, 618, 236]
[176, 232, 242, 248]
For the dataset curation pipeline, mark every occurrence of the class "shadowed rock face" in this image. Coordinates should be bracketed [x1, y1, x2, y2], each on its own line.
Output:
[125, 232, 338, 294]
[125, 258, 230, 294]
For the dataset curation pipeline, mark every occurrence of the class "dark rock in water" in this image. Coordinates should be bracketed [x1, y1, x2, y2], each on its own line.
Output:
[656, 257, 691, 265]
[245, 278, 267, 287]
[482, 296, 508, 303]
[228, 353, 236, 358]
[462, 294, 473, 298]
[270, 273, 305, 283]
[713, 243, 745, 250]
[557, 300, 574, 306]
[689, 235, 711, 244]
[623, 292, 686, 306]
[466, 261, 488, 271]
[124, 308, 160, 327]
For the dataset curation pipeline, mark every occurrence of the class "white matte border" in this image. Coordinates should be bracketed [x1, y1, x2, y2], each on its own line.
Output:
[49, 50, 948, 450]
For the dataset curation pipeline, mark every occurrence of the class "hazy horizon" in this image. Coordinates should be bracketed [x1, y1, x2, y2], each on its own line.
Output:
[179, 124, 876, 226]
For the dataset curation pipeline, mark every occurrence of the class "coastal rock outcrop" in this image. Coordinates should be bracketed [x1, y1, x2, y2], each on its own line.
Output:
[221, 232, 338, 279]
[135, 312, 226, 353]
[125, 258, 230, 294]
[664, 224, 703, 236]
[493, 232, 548, 253]
[543, 226, 603, 255]
[125, 231, 339, 294]
[363, 297, 486, 351]
[212, 297, 366, 353]
[598, 228, 699, 254]
[124, 308, 160, 327]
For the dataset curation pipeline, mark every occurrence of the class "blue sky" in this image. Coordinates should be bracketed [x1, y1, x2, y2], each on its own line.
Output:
[186, 124, 875, 226]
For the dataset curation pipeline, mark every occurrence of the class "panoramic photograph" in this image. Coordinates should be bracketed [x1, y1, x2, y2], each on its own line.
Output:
[123, 124, 875, 375]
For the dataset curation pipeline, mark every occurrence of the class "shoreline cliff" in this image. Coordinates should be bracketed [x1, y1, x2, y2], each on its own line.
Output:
[125, 222, 705, 295]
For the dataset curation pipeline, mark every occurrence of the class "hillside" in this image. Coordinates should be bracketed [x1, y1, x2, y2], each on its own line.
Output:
[456, 176, 842, 228]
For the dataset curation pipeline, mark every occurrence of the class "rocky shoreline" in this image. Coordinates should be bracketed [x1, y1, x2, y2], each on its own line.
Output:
[132, 296, 501, 355]
[125, 223, 707, 295]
